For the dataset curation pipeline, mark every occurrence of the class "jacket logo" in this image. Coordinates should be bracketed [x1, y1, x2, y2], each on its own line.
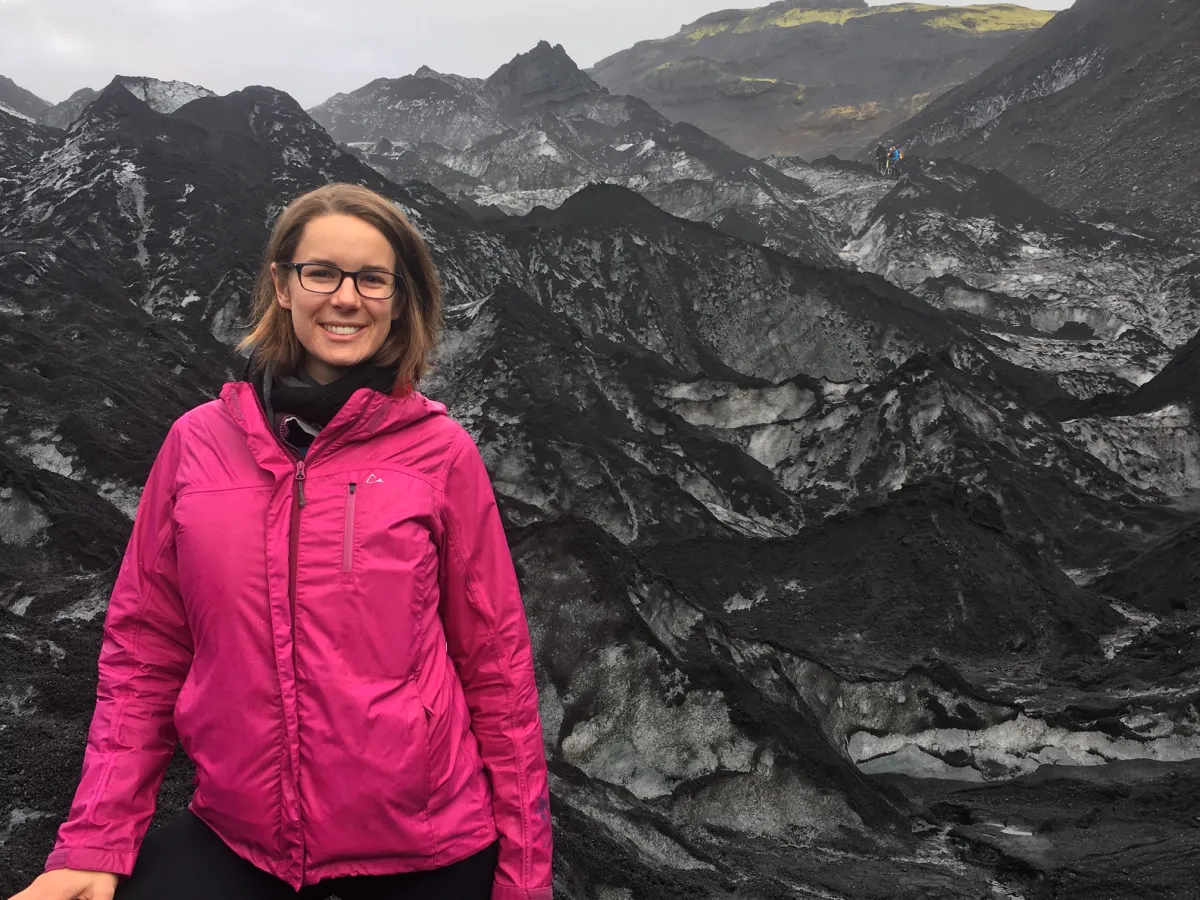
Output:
[365, 473, 384, 484]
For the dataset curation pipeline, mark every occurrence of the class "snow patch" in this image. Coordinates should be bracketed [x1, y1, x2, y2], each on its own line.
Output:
[114, 161, 150, 269]
[1100, 602, 1162, 661]
[0, 808, 54, 846]
[10, 430, 76, 478]
[54, 590, 110, 623]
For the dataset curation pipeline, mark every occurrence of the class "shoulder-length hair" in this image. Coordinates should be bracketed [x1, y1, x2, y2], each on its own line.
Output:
[238, 183, 443, 393]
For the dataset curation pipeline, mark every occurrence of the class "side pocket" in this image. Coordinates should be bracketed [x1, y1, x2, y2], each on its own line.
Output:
[342, 482, 357, 573]
[411, 684, 435, 819]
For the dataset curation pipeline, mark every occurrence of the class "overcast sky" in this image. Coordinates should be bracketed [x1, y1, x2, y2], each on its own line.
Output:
[1, 0, 1073, 109]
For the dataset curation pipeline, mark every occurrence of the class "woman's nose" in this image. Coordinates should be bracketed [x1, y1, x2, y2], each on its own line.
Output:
[331, 276, 362, 307]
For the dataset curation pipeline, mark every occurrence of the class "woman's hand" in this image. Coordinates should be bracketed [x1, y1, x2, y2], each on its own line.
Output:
[7, 869, 120, 900]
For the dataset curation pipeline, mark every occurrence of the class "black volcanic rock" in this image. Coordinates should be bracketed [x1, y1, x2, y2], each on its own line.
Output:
[499, 182, 962, 383]
[888, 760, 1200, 900]
[0, 74, 51, 120]
[589, 1, 1056, 159]
[1096, 520, 1200, 616]
[649, 476, 1122, 676]
[886, 0, 1200, 237]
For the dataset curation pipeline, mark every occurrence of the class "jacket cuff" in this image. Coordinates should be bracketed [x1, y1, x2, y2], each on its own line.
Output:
[492, 879, 553, 900]
[45, 846, 137, 878]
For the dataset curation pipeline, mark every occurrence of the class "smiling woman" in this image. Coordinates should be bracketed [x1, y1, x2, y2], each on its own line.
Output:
[12, 182, 554, 900]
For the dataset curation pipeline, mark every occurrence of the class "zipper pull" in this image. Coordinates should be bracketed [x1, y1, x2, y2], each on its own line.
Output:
[296, 460, 307, 508]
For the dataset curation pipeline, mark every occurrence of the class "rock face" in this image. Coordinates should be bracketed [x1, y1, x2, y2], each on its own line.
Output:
[588, 0, 1055, 160]
[3, 60, 1200, 900]
[0, 107, 60, 174]
[885, 0, 1200, 237]
[38, 88, 100, 130]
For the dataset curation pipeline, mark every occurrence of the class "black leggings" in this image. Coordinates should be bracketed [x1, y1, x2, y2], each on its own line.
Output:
[115, 811, 498, 900]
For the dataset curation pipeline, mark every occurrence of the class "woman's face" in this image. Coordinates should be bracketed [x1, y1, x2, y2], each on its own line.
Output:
[272, 214, 402, 384]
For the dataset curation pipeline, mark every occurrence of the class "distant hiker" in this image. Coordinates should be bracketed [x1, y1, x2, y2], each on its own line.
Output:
[875, 142, 888, 175]
[13, 184, 553, 900]
[889, 145, 904, 177]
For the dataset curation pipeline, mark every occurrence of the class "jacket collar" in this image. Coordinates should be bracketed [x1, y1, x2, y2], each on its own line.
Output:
[221, 380, 447, 471]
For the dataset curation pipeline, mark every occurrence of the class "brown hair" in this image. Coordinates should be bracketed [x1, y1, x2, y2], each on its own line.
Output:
[238, 183, 443, 392]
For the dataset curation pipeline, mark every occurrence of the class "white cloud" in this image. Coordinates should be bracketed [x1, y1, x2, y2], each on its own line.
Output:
[1, 0, 1074, 108]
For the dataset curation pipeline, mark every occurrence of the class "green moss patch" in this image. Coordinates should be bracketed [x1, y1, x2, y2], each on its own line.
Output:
[686, 22, 732, 41]
[697, 2, 1052, 35]
[924, 4, 1056, 31]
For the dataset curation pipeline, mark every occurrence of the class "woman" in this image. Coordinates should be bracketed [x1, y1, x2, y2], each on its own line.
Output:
[10, 184, 553, 900]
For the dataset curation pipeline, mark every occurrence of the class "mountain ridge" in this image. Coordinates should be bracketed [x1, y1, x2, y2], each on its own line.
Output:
[0, 74, 51, 122]
[588, 1, 1057, 159]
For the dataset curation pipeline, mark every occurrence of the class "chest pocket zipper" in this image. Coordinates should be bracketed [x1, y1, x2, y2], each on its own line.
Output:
[343, 482, 357, 573]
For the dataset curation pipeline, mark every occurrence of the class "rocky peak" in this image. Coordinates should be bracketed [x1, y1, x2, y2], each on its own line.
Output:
[40, 86, 100, 130]
[413, 66, 484, 92]
[483, 40, 605, 115]
[169, 85, 323, 147]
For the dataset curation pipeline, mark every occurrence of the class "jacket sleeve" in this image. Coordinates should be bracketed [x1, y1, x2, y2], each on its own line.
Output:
[45, 422, 194, 877]
[438, 430, 553, 900]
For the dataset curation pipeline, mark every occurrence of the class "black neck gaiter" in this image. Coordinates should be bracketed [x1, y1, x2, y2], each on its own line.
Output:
[267, 362, 396, 429]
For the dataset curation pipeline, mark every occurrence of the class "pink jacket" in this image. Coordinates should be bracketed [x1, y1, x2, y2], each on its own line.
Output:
[46, 382, 553, 898]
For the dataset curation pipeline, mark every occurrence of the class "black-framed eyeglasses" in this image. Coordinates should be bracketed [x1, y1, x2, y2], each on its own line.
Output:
[280, 262, 401, 300]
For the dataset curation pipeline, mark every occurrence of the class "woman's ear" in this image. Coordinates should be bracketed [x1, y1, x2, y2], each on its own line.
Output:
[272, 262, 292, 310]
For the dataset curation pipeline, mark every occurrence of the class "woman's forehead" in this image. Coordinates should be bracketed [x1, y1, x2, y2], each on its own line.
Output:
[296, 214, 395, 265]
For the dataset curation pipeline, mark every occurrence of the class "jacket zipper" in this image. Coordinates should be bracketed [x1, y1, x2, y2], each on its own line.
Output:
[342, 482, 356, 573]
[288, 458, 306, 884]
[249, 375, 309, 887]
[290, 459, 306, 671]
